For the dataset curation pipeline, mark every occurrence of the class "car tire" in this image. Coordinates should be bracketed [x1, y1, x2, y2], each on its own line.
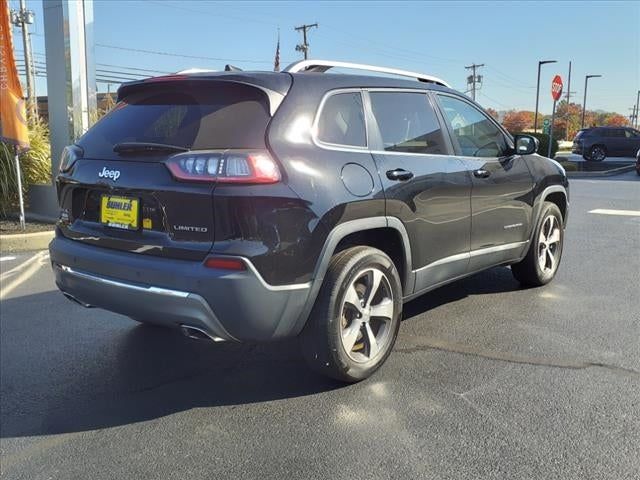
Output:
[300, 246, 402, 383]
[511, 202, 564, 287]
[586, 145, 607, 162]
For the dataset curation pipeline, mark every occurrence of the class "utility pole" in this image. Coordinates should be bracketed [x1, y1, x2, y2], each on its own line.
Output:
[635, 90, 640, 128]
[565, 61, 572, 140]
[464, 63, 484, 101]
[11, 0, 37, 118]
[534, 60, 557, 133]
[565, 61, 572, 106]
[294, 23, 318, 60]
[630, 105, 637, 127]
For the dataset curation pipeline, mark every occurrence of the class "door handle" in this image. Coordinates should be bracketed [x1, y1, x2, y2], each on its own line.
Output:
[473, 169, 491, 179]
[386, 169, 414, 181]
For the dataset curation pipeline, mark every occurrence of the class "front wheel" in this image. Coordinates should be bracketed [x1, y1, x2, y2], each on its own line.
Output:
[300, 246, 402, 383]
[511, 202, 564, 287]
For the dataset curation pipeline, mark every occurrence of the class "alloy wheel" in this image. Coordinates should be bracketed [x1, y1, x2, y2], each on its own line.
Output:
[591, 146, 606, 161]
[340, 268, 395, 363]
[537, 215, 561, 275]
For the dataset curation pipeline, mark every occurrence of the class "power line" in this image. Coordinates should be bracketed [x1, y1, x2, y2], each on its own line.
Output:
[321, 24, 463, 65]
[483, 74, 535, 93]
[95, 43, 276, 64]
[477, 91, 511, 109]
[311, 30, 453, 71]
[146, 0, 279, 27]
[16, 50, 172, 74]
[485, 65, 534, 88]
[18, 63, 149, 80]
[96, 63, 170, 75]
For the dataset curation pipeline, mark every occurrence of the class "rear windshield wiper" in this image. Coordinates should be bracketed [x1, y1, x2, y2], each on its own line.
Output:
[113, 142, 190, 154]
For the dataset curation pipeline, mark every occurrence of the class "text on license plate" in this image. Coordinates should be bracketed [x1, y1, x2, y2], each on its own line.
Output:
[100, 195, 139, 230]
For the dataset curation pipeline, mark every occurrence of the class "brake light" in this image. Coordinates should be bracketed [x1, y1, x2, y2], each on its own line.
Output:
[59, 145, 84, 173]
[204, 257, 247, 271]
[166, 150, 280, 184]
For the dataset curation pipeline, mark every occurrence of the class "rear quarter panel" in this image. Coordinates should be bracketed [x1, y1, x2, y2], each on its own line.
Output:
[259, 76, 386, 284]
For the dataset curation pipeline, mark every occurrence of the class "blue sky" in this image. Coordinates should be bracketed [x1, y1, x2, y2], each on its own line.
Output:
[9, 0, 640, 116]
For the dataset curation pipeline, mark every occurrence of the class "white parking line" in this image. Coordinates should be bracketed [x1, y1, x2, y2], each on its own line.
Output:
[589, 209, 640, 217]
[0, 256, 17, 262]
[0, 251, 49, 300]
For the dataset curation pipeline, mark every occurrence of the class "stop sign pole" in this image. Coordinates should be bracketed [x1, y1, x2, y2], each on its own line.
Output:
[548, 75, 564, 158]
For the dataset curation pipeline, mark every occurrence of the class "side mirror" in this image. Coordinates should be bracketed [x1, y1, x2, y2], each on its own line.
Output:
[514, 134, 538, 155]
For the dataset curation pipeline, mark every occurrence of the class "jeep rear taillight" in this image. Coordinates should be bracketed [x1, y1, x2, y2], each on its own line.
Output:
[165, 150, 280, 184]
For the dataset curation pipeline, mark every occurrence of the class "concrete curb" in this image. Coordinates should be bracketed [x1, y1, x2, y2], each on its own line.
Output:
[565, 164, 636, 178]
[0, 230, 54, 253]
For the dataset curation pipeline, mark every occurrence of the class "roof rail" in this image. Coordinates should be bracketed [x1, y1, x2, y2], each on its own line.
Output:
[174, 68, 216, 74]
[283, 59, 450, 88]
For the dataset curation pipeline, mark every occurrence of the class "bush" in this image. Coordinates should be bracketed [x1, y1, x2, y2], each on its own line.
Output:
[0, 118, 52, 217]
[510, 131, 559, 159]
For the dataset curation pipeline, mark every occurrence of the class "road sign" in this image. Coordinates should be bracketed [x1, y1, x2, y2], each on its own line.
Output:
[543, 118, 550, 126]
[547, 76, 563, 158]
[551, 75, 563, 101]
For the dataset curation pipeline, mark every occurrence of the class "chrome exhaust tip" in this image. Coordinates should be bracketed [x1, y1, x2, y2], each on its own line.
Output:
[62, 292, 94, 308]
[180, 325, 226, 343]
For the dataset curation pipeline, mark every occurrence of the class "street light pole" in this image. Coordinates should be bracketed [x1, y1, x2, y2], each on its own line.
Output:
[635, 90, 640, 128]
[534, 60, 557, 133]
[581, 74, 602, 129]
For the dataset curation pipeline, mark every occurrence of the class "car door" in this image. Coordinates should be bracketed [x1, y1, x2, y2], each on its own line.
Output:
[606, 128, 625, 155]
[433, 92, 535, 272]
[365, 89, 472, 293]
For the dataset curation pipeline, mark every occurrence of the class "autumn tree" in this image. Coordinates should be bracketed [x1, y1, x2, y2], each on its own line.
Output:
[598, 113, 628, 127]
[501, 110, 535, 132]
[485, 107, 499, 120]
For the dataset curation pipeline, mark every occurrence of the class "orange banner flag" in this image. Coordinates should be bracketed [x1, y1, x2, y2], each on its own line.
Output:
[0, 0, 29, 152]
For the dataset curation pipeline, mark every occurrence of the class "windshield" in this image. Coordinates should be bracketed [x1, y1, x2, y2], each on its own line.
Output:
[77, 82, 271, 159]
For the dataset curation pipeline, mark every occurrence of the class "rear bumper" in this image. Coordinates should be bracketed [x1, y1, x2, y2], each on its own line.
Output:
[49, 235, 312, 342]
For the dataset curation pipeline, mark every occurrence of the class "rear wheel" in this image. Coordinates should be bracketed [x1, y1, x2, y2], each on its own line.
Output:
[300, 246, 402, 383]
[511, 202, 564, 286]
[585, 145, 607, 161]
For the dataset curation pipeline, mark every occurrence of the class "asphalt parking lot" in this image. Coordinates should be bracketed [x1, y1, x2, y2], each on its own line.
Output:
[1, 173, 639, 480]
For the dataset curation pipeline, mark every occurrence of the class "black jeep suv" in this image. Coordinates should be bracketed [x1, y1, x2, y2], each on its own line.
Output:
[50, 60, 569, 382]
[572, 126, 640, 161]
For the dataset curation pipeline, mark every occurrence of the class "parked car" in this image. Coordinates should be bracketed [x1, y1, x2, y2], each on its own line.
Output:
[49, 60, 569, 382]
[572, 126, 640, 161]
[636, 148, 640, 176]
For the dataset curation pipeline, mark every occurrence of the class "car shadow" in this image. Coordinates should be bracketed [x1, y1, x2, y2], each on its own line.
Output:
[0, 290, 344, 438]
[402, 266, 522, 320]
[1, 266, 521, 438]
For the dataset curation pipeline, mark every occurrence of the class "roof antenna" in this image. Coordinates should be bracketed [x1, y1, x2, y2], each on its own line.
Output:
[224, 64, 243, 72]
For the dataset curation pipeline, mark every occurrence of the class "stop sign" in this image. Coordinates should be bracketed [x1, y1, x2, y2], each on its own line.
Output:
[551, 75, 563, 101]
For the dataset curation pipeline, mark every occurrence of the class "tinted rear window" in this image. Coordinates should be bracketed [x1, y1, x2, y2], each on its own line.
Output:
[78, 82, 270, 159]
[606, 129, 625, 138]
[574, 129, 588, 138]
[370, 92, 446, 155]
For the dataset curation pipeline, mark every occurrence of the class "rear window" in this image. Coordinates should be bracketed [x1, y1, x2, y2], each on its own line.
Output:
[78, 82, 271, 159]
[574, 129, 588, 139]
[370, 92, 446, 155]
